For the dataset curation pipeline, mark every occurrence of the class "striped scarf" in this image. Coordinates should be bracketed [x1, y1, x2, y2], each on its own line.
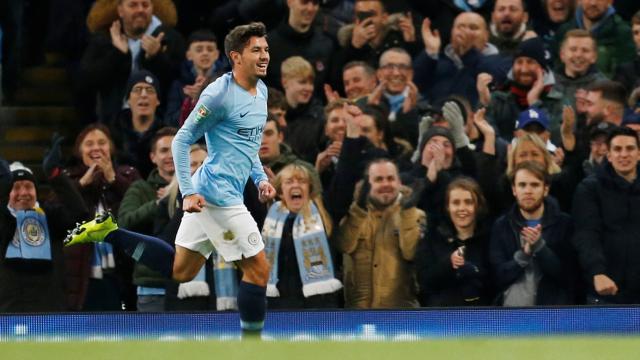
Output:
[262, 201, 342, 298]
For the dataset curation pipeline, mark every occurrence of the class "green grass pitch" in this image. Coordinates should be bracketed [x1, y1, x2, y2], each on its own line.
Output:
[2, 337, 640, 360]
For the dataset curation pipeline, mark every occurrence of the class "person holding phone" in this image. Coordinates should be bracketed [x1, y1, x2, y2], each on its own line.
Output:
[416, 177, 493, 307]
[339, 0, 420, 69]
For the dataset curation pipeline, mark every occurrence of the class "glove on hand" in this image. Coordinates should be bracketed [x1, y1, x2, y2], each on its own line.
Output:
[443, 101, 470, 149]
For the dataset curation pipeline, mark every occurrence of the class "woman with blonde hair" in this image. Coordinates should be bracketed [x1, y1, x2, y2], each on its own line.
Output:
[262, 162, 342, 309]
[507, 133, 561, 176]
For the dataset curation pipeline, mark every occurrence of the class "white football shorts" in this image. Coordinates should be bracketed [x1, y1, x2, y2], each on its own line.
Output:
[174, 202, 264, 262]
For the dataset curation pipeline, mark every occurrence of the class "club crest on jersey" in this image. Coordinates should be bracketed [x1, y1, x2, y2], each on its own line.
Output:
[195, 104, 210, 123]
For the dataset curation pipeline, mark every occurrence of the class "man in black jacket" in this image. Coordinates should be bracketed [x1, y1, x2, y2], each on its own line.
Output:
[78, 0, 185, 124]
[573, 126, 640, 304]
[490, 161, 578, 306]
[265, 0, 334, 96]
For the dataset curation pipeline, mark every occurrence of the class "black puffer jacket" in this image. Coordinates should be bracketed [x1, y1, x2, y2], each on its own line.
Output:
[79, 23, 186, 124]
[572, 162, 640, 304]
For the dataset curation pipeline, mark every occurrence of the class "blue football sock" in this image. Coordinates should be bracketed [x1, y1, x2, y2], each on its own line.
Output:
[237, 281, 266, 332]
[105, 228, 175, 278]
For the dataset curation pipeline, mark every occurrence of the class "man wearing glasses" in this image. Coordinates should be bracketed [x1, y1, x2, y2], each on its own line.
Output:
[114, 70, 166, 178]
[364, 47, 420, 147]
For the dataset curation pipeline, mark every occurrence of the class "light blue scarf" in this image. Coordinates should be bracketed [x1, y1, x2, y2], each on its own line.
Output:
[384, 90, 407, 121]
[262, 201, 342, 298]
[91, 242, 115, 279]
[5, 207, 52, 261]
[212, 251, 238, 310]
[176, 251, 238, 310]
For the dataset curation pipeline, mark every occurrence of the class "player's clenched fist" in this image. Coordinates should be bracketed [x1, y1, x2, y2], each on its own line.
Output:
[183, 193, 206, 212]
[258, 181, 276, 203]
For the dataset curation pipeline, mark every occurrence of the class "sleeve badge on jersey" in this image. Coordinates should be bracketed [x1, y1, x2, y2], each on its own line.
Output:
[195, 104, 210, 123]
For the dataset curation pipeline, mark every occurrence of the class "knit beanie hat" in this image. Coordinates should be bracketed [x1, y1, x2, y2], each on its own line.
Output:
[9, 162, 37, 188]
[513, 37, 548, 69]
[125, 70, 161, 98]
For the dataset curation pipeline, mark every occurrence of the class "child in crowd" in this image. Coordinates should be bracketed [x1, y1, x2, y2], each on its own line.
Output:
[166, 29, 229, 127]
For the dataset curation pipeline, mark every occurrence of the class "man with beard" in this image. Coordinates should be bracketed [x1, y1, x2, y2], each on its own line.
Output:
[490, 0, 537, 55]
[573, 127, 640, 304]
[265, 0, 334, 97]
[484, 37, 564, 143]
[583, 80, 627, 127]
[79, 0, 185, 124]
[337, 158, 426, 308]
[414, 12, 501, 106]
[554, 0, 635, 78]
[490, 161, 579, 306]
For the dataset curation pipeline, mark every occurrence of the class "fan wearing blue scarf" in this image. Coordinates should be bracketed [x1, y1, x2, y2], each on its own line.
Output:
[263, 163, 342, 308]
[2, 161, 90, 312]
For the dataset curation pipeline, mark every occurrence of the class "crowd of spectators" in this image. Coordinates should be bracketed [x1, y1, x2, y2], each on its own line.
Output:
[2, 0, 640, 312]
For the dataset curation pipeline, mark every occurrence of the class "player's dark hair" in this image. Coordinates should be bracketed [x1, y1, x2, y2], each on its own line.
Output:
[224, 22, 267, 64]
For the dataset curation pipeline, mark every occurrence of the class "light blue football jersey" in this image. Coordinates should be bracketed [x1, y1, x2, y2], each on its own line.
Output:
[172, 72, 268, 207]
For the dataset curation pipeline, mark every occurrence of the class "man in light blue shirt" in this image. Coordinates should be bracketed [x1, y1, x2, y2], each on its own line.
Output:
[64, 22, 276, 336]
[172, 22, 276, 336]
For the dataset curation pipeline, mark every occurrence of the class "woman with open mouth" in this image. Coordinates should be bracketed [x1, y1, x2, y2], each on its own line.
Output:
[262, 163, 343, 309]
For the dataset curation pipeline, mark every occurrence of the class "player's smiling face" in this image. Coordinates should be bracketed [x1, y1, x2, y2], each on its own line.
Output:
[240, 36, 270, 78]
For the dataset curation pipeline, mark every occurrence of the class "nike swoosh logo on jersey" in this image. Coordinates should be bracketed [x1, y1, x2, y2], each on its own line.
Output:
[240, 111, 249, 118]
